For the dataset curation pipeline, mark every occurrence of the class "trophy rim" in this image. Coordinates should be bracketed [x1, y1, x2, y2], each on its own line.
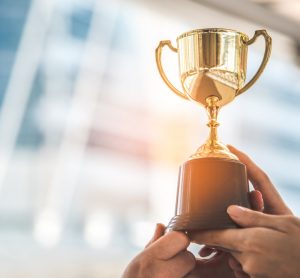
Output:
[177, 28, 249, 40]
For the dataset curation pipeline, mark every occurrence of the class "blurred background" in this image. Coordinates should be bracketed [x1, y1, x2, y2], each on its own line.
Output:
[0, 0, 300, 277]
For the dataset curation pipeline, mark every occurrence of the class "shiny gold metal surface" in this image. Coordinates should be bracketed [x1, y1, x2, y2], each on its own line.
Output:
[190, 96, 238, 160]
[155, 28, 272, 159]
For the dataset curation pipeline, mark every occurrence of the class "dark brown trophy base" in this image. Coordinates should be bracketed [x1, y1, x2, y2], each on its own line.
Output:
[168, 157, 251, 231]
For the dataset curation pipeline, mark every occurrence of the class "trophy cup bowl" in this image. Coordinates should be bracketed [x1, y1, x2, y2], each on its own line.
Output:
[155, 28, 272, 231]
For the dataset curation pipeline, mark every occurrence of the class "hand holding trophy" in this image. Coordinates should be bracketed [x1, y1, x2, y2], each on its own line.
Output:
[155, 29, 272, 231]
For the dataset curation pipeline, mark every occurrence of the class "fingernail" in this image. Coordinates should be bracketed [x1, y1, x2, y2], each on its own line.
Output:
[227, 205, 246, 218]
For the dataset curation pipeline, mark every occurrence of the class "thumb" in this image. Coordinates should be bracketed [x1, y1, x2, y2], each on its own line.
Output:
[227, 205, 287, 232]
[145, 223, 165, 248]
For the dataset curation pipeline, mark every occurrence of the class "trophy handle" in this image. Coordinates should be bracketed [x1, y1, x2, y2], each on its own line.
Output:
[155, 40, 188, 100]
[237, 30, 272, 95]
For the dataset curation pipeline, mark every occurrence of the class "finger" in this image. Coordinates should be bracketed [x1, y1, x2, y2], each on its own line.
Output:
[228, 256, 243, 271]
[227, 205, 289, 232]
[228, 145, 292, 215]
[233, 270, 250, 278]
[164, 251, 196, 277]
[229, 258, 250, 278]
[149, 231, 190, 260]
[190, 229, 243, 252]
[145, 223, 165, 248]
[249, 190, 264, 212]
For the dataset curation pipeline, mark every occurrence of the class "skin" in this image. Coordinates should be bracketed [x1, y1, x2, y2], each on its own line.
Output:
[192, 145, 299, 278]
[186, 189, 263, 278]
[123, 145, 296, 277]
[122, 225, 196, 278]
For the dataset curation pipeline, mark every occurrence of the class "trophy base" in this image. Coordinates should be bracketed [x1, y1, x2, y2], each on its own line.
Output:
[168, 157, 250, 232]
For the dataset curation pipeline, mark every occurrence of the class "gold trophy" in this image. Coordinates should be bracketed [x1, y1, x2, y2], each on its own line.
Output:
[155, 28, 271, 231]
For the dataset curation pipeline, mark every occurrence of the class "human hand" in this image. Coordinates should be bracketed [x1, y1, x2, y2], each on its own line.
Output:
[193, 206, 300, 278]
[228, 145, 292, 278]
[192, 146, 297, 278]
[227, 145, 292, 215]
[187, 145, 268, 278]
[186, 186, 264, 278]
[122, 224, 196, 278]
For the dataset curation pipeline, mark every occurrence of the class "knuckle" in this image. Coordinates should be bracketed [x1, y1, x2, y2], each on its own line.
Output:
[242, 261, 252, 274]
[245, 229, 265, 252]
[286, 215, 298, 223]
[258, 170, 271, 183]
[243, 258, 258, 275]
[138, 253, 152, 272]
[246, 211, 257, 223]
[283, 215, 300, 230]
[249, 239, 262, 253]
[241, 234, 260, 253]
[173, 231, 190, 248]
[238, 230, 252, 250]
[241, 237, 253, 250]
[129, 253, 153, 277]
[293, 216, 300, 227]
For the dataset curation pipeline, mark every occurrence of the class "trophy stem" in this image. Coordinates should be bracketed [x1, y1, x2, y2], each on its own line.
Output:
[205, 96, 220, 148]
[190, 95, 237, 160]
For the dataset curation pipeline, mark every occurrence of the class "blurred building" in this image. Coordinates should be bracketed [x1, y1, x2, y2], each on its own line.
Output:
[0, 0, 299, 277]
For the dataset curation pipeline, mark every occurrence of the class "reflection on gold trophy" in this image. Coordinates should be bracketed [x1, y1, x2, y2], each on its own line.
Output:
[156, 29, 271, 231]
